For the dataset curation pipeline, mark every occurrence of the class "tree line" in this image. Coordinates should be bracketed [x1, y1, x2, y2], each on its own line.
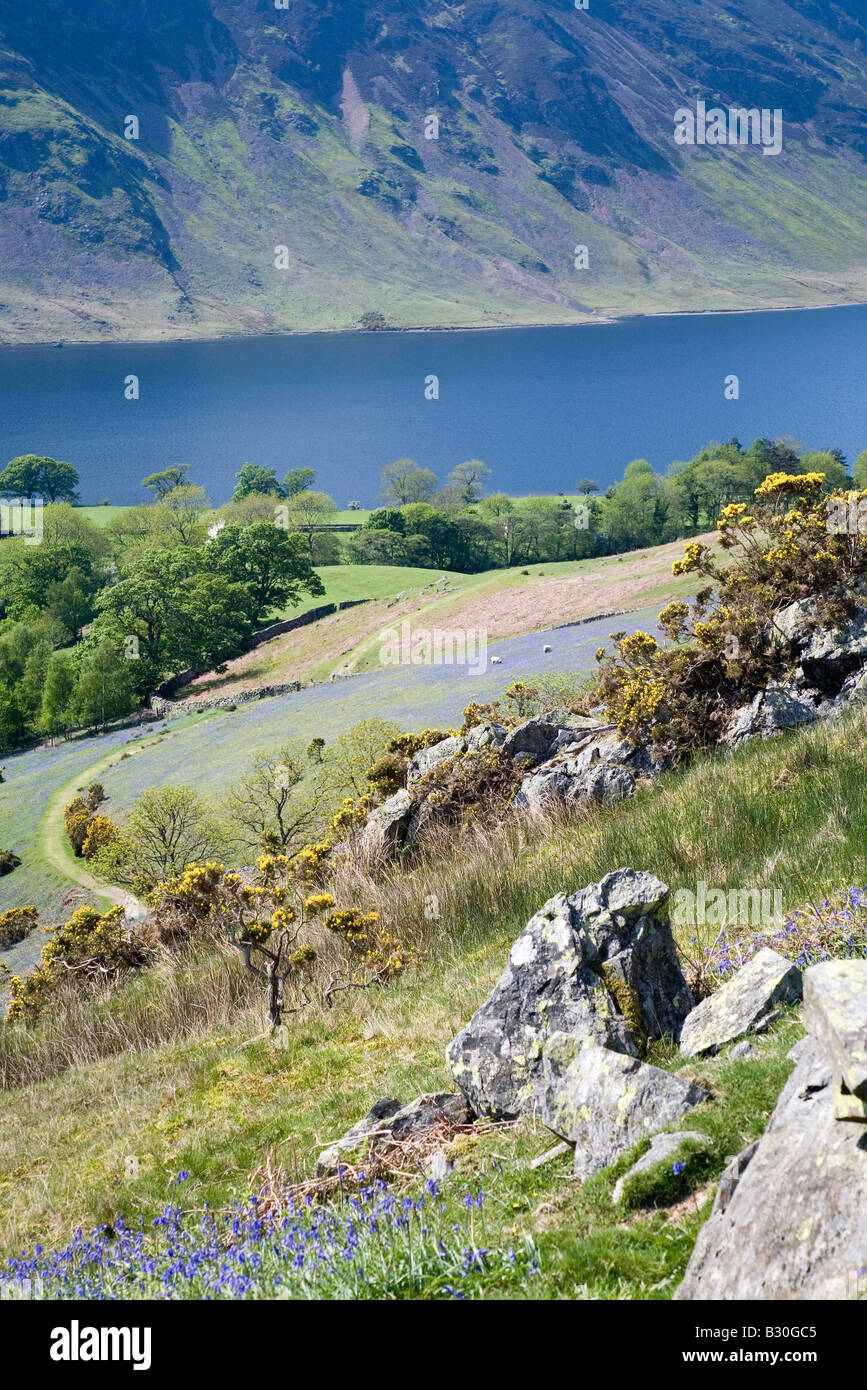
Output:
[1, 437, 864, 752]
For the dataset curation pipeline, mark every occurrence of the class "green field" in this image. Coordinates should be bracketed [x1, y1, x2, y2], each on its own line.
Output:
[283, 563, 454, 617]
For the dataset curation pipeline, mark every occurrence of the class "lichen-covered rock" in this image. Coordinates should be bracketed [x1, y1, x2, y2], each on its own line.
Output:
[360, 788, 414, 854]
[798, 605, 867, 693]
[515, 725, 667, 815]
[721, 682, 820, 748]
[674, 1035, 867, 1300]
[679, 948, 803, 1057]
[517, 752, 636, 814]
[465, 720, 507, 751]
[501, 717, 562, 764]
[539, 1039, 709, 1178]
[707, 1141, 760, 1218]
[612, 1129, 707, 1204]
[316, 1092, 472, 1176]
[803, 958, 867, 1119]
[445, 869, 694, 1120]
[406, 735, 466, 787]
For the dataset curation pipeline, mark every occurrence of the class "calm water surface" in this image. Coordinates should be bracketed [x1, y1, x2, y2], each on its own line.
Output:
[1, 305, 865, 505]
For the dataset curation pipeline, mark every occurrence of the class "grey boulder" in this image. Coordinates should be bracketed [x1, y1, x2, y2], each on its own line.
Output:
[515, 728, 641, 814]
[675, 1034, 867, 1300]
[445, 869, 694, 1120]
[465, 720, 507, 751]
[501, 717, 563, 764]
[406, 735, 466, 787]
[360, 788, 415, 854]
[803, 958, 867, 1119]
[679, 948, 803, 1057]
[722, 682, 819, 748]
[540, 1038, 709, 1178]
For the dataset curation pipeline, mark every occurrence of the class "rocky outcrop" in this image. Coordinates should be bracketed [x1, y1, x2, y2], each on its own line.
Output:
[445, 869, 694, 1120]
[407, 735, 466, 787]
[679, 948, 803, 1057]
[316, 1092, 473, 1176]
[502, 718, 564, 764]
[721, 683, 821, 748]
[802, 959, 867, 1119]
[360, 788, 414, 855]
[675, 958, 867, 1301]
[515, 726, 670, 815]
[540, 1036, 709, 1178]
[465, 720, 507, 751]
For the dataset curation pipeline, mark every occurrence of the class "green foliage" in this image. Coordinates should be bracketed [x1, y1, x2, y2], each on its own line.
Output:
[93, 785, 227, 895]
[283, 468, 316, 498]
[141, 465, 191, 498]
[380, 459, 438, 506]
[7, 904, 155, 1024]
[206, 522, 324, 624]
[446, 459, 491, 504]
[232, 463, 285, 501]
[0, 455, 78, 503]
[224, 745, 316, 854]
[0, 905, 37, 948]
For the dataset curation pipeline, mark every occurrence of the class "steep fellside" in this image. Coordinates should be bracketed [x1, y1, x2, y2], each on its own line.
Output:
[1, 0, 867, 342]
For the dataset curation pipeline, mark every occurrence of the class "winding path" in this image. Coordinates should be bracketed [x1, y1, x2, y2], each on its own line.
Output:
[39, 744, 148, 920]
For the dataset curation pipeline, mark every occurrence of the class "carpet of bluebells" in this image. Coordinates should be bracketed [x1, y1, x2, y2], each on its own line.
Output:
[700, 885, 867, 983]
[2, 1175, 540, 1301]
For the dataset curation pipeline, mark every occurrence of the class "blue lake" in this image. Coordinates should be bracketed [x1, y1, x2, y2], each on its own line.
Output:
[1, 304, 865, 505]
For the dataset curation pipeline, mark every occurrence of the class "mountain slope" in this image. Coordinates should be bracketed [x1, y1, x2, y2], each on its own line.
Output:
[1, 0, 867, 342]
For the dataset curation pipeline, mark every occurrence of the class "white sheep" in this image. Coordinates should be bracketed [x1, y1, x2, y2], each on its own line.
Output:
[491, 656, 503, 665]
[543, 644, 552, 653]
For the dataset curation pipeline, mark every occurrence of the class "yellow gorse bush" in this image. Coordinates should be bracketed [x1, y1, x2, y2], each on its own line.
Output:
[594, 473, 867, 754]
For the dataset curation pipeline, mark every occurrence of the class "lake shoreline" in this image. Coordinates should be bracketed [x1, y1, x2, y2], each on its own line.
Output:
[1, 296, 865, 353]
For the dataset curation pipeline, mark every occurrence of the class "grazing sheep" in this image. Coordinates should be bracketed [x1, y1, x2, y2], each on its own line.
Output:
[543, 644, 552, 653]
[491, 656, 503, 665]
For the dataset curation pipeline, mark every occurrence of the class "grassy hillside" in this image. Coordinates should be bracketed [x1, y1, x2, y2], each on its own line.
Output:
[0, 533, 716, 924]
[2, 2, 867, 344]
[191, 539, 713, 694]
[3, 696, 866, 1292]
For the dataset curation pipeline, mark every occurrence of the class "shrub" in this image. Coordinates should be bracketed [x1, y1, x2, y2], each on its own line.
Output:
[81, 814, 119, 861]
[594, 475, 867, 758]
[0, 905, 38, 949]
[0, 849, 21, 877]
[7, 906, 156, 1025]
[63, 798, 92, 857]
[146, 856, 411, 1028]
[366, 729, 448, 796]
[408, 747, 524, 841]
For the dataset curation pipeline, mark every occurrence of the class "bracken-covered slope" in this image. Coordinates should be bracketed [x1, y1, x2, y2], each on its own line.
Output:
[1, 0, 867, 342]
